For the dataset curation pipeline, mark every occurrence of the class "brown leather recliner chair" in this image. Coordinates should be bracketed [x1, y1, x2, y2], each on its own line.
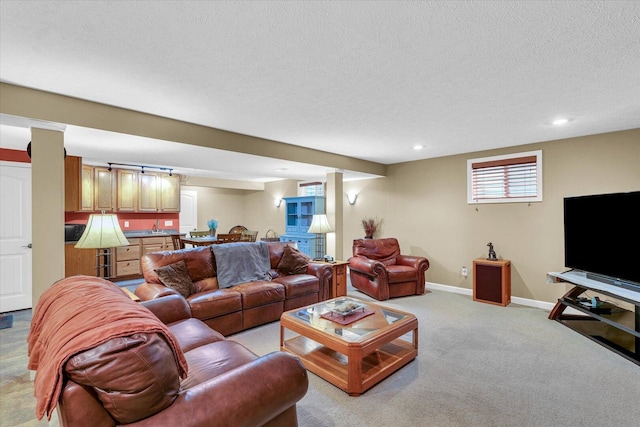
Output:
[348, 238, 429, 301]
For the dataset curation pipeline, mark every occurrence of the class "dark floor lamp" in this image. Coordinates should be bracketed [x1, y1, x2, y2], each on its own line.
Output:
[75, 212, 129, 279]
[307, 214, 333, 261]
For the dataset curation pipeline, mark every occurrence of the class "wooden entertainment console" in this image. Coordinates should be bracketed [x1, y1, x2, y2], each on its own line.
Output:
[548, 271, 640, 365]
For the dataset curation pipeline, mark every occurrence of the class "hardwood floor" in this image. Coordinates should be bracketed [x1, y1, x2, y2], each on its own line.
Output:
[1, 309, 59, 427]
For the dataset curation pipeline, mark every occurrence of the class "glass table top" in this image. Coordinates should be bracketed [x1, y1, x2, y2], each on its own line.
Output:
[283, 297, 410, 342]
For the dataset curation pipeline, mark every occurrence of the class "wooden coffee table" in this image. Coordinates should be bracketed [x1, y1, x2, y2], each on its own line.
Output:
[280, 297, 418, 396]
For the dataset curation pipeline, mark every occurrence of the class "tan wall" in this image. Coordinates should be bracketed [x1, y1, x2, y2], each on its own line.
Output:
[343, 129, 640, 303]
[186, 179, 299, 237]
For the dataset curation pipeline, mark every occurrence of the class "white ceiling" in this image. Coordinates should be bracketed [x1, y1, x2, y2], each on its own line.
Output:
[1, 1, 639, 182]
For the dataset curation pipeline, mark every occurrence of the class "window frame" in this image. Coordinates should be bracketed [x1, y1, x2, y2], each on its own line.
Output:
[467, 150, 542, 204]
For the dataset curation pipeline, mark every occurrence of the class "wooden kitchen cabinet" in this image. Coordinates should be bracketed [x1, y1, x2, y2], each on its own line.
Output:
[160, 173, 181, 212]
[142, 236, 168, 255]
[138, 172, 160, 212]
[65, 156, 94, 212]
[116, 169, 138, 212]
[65, 244, 97, 277]
[114, 236, 171, 278]
[93, 167, 115, 211]
[115, 238, 141, 277]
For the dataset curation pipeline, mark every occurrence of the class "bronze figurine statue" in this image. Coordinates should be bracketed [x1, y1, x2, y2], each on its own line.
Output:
[487, 242, 497, 260]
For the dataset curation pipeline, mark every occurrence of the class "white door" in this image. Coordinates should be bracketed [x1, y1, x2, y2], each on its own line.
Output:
[179, 190, 197, 235]
[0, 161, 32, 312]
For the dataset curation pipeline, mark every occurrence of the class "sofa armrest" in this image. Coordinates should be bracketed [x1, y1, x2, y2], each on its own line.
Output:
[348, 256, 386, 277]
[141, 294, 192, 324]
[306, 262, 333, 300]
[135, 281, 180, 301]
[396, 255, 430, 272]
[129, 352, 308, 427]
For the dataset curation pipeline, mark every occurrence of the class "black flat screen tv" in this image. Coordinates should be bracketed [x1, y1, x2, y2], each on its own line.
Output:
[564, 191, 640, 292]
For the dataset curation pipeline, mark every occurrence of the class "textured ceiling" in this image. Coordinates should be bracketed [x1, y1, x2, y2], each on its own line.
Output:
[1, 1, 639, 181]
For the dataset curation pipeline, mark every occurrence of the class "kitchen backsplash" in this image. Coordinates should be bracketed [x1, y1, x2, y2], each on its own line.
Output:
[65, 212, 180, 231]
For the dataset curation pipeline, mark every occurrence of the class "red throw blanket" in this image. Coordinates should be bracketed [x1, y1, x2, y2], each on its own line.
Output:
[27, 276, 188, 420]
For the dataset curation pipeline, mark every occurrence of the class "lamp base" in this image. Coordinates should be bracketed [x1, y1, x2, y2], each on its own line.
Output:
[95, 248, 114, 279]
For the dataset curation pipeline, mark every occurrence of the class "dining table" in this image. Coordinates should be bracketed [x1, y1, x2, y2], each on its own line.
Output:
[181, 236, 218, 247]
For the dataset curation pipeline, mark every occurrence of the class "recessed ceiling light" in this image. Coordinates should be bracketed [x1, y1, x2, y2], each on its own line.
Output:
[413, 145, 424, 150]
[552, 118, 569, 125]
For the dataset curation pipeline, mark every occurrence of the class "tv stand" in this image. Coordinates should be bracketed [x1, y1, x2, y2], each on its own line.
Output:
[548, 271, 640, 366]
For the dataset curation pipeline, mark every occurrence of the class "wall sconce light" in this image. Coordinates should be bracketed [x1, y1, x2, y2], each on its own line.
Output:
[347, 192, 358, 205]
[275, 198, 284, 208]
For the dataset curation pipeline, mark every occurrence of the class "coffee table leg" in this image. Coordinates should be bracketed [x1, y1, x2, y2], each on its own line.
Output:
[347, 347, 364, 396]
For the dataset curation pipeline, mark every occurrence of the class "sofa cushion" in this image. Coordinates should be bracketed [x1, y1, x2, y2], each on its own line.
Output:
[272, 274, 319, 299]
[212, 242, 271, 288]
[187, 289, 242, 320]
[65, 332, 180, 424]
[180, 340, 258, 390]
[352, 238, 401, 264]
[277, 245, 311, 275]
[386, 264, 418, 283]
[155, 260, 196, 298]
[167, 318, 226, 353]
[233, 281, 285, 309]
[143, 246, 216, 288]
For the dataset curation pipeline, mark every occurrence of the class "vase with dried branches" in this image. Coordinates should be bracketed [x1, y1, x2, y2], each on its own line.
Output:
[361, 217, 383, 239]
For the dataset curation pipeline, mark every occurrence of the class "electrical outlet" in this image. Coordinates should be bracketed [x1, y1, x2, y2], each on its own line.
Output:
[461, 266, 468, 277]
[165, 220, 173, 227]
[124, 221, 129, 228]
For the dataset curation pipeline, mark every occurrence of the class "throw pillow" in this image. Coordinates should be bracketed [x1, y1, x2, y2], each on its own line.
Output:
[154, 260, 196, 298]
[277, 245, 311, 275]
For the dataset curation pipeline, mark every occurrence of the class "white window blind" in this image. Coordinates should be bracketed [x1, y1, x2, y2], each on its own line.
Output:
[467, 150, 542, 204]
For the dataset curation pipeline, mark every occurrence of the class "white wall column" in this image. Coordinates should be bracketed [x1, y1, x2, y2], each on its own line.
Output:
[30, 128, 65, 305]
[325, 172, 343, 260]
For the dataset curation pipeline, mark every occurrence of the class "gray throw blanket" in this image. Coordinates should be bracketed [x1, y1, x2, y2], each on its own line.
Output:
[212, 242, 271, 288]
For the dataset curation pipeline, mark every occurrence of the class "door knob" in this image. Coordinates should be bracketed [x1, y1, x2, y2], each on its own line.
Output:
[22, 243, 33, 248]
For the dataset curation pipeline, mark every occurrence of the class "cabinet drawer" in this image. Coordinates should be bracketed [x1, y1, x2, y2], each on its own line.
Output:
[116, 260, 141, 276]
[143, 236, 166, 245]
[116, 244, 141, 261]
[143, 244, 164, 255]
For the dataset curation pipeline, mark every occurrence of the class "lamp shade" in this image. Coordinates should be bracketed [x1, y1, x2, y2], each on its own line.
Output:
[75, 214, 130, 249]
[307, 214, 333, 234]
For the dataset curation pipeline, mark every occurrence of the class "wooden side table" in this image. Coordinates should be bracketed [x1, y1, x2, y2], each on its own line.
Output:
[318, 261, 349, 298]
[473, 259, 511, 306]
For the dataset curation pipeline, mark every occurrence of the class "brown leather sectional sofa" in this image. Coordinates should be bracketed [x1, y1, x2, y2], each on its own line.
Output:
[135, 241, 333, 336]
[31, 276, 309, 427]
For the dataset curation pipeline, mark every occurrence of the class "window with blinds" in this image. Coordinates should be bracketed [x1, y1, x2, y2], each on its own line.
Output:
[467, 150, 542, 204]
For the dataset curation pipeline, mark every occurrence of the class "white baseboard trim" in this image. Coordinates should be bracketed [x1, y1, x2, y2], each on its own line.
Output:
[425, 282, 556, 312]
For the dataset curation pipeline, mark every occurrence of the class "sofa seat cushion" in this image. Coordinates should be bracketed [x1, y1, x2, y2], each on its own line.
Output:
[180, 340, 258, 390]
[272, 274, 319, 299]
[233, 281, 285, 309]
[386, 264, 418, 283]
[167, 318, 226, 353]
[187, 289, 242, 320]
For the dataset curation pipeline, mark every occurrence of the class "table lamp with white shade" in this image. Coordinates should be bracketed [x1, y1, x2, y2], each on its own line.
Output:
[75, 212, 129, 278]
[307, 214, 333, 261]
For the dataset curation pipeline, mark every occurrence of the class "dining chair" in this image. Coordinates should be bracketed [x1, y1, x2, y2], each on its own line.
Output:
[241, 230, 259, 242]
[170, 234, 185, 250]
[189, 230, 210, 237]
[228, 225, 248, 234]
[216, 233, 243, 243]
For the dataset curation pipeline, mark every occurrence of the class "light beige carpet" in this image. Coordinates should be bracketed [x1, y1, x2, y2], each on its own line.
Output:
[232, 288, 640, 427]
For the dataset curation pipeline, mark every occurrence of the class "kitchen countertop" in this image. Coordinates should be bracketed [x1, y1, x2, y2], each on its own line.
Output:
[123, 229, 180, 238]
